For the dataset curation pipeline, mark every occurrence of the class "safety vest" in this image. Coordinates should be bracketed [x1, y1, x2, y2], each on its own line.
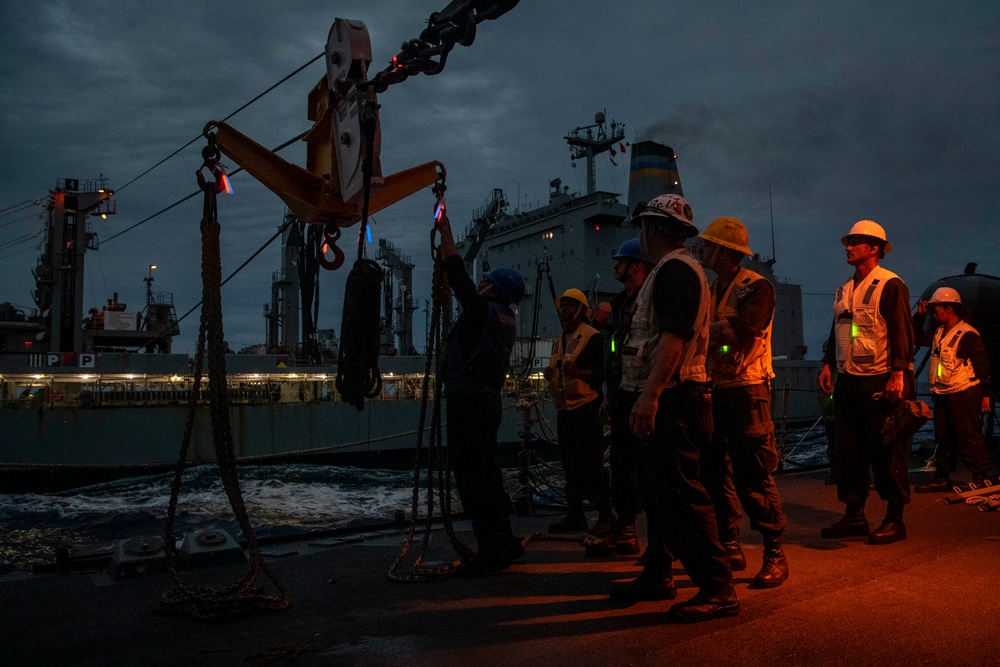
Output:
[833, 265, 899, 375]
[620, 247, 710, 391]
[929, 321, 980, 394]
[549, 322, 601, 410]
[708, 267, 774, 388]
[605, 288, 638, 392]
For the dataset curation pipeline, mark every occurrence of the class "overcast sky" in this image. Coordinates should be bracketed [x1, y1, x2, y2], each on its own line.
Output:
[1, 1, 997, 357]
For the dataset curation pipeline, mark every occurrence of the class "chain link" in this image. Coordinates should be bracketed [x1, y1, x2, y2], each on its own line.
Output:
[364, 1, 519, 94]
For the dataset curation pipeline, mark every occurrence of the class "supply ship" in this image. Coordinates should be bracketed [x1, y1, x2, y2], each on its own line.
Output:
[455, 112, 820, 421]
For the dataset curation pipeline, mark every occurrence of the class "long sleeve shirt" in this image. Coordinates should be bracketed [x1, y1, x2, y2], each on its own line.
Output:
[913, 314, 992, 399]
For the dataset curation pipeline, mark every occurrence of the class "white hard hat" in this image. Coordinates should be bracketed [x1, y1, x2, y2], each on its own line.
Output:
[929, 287, 961, 304]
[842, 219, 892, 253]
[632, 194, 697, 238]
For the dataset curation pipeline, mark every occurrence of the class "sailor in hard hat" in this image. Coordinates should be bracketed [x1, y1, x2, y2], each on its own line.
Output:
[435, 210, 527, 576]
[913, 287, 992, 492]
[818, 220, 915, 545]
[586, 238, 652, 558]
[698, 216, 789, 588]
[543, 287, 614, 537]
[616, 194, 738, 623]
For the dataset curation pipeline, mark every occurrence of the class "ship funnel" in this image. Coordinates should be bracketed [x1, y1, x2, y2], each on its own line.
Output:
[627, 141, 683, 214]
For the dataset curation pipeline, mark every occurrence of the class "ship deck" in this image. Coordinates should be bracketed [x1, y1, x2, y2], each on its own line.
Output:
[2, 464, 999, 666]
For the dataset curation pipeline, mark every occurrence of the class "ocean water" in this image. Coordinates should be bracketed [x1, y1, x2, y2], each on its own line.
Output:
[0, 422, 935, 575]
[0, 464, 426, 574]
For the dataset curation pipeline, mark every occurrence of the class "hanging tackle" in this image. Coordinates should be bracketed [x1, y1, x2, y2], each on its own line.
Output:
[200, 1, 518, 271]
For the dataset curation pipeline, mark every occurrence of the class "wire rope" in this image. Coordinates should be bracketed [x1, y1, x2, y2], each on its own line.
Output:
[128, 215, 296, 353]
[0, 198, 37, 214]
[103, 130, 308, 245]
[116, 52, 323, 194]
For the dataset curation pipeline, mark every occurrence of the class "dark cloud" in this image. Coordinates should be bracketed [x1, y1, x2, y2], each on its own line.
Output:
[1, 1, 998, 357]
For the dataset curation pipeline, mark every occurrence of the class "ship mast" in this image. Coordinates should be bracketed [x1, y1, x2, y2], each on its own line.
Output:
[36, 178, 116, 353]
[565, 111, 625, 194]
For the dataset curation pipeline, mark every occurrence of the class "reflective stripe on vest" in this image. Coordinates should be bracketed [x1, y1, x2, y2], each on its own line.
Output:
[620, 247, 710, 391]
[929, 321, 980, 394]
[708, 267, 774, 388]
[549, 322, 600, 410]
[833, 265, 898, 375]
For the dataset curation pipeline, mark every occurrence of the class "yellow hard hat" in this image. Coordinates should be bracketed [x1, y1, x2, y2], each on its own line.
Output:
[842, 220, 892, 253]
[699, 216, 753, 256]
[556, 288, 591, 317]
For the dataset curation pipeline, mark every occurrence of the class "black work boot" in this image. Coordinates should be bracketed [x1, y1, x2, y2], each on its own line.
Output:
[868, 503, 906, 545]
[821, 502, 869, 539]
[548, 510, 588, 533]
[455, 545, 513, 577]
[667, 583, 740, 623]
[608, 567, 677, 602]
[498, 533, 526, 561]
[752, 535, 789, 588]
[587, 513, 618, 539]
[720, 539, 747, 572]
[585, 523, 640, 557]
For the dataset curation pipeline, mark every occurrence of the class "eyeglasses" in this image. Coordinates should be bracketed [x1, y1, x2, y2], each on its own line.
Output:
[844, 235, 874, 247]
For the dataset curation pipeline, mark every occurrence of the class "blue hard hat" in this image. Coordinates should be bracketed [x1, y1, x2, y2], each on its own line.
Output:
[612, 238, 649, 264]
[484, 267, 526, 305]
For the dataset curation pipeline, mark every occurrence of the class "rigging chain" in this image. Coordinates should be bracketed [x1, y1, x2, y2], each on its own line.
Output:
[363, 0, 520, 94]
[157, 136, 290, 620]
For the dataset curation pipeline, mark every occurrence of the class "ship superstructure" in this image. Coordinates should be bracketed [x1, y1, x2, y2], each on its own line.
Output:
[0, 178, 179, 357]
[456, 115, 808, 369]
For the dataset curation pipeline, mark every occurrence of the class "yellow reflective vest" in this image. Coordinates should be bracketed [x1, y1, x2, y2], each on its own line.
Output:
[708, 267, 774, 388]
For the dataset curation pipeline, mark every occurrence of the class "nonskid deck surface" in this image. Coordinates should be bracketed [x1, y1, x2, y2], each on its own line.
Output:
[2, 464, 999, 667]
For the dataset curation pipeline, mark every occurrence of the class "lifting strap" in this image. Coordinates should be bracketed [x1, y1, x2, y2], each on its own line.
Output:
[157, 138, 290, 620]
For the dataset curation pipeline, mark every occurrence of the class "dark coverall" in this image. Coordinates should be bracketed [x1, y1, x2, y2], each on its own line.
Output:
[702, 276, 787, 543]
[605, 288, 641, 525]
[442, 256, 517, 552]
[822, 278, 915, 508]
[555, 331, 610, 516]
[914, 315, 992, 480]
[635, 260, 731, 592]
